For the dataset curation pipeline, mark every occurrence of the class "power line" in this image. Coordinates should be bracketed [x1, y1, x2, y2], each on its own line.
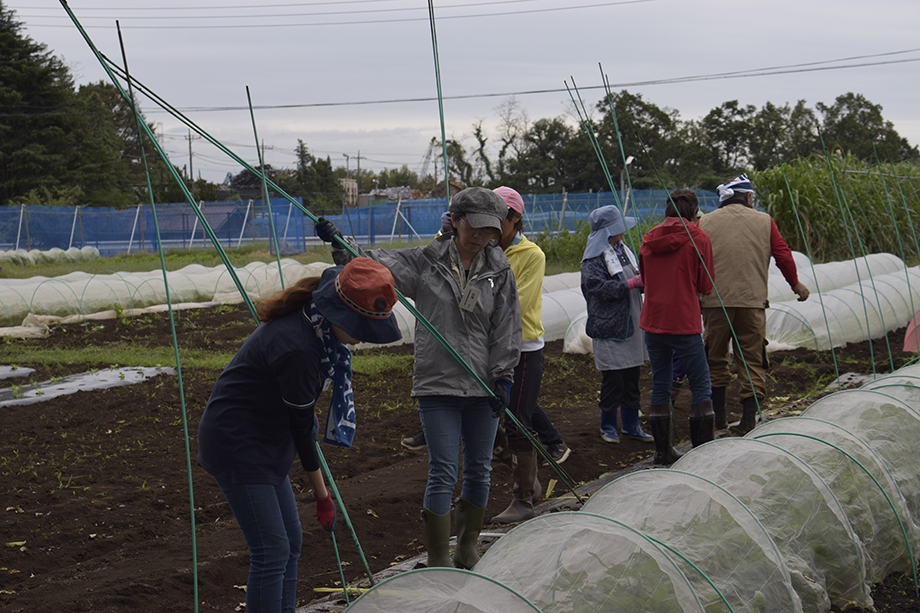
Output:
[19, 0, 571, 20]
[131, 53, 920, 114]
[19, 0, 655, 29]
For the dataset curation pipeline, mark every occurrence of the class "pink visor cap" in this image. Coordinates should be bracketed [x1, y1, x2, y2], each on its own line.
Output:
[493, 186, 524, 215]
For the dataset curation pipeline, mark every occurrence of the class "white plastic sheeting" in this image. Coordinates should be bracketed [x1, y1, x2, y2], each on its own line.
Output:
[563, 252, 920, 353]
[0, 265, 577, 346]
[766, 265, 920, 350]
[3, 252, 919, 354]
[767, 253, 905, 303]
[0, 259, 331, 328]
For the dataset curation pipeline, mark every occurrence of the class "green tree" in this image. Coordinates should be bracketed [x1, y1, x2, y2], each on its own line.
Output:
[595, 91, 683, 188]
[291, 140, 343, 206]
[506, 117, 582, 192]
[696, 100, 756, 176]
[746, 101, 818, 170]
[816, 92, 918, 161]
[0, 2, 78, 205]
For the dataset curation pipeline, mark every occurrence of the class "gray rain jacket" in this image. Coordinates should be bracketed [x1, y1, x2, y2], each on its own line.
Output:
[335, 234, 522, 397]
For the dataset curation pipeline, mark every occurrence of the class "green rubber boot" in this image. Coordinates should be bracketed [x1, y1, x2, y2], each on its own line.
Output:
[421, 507, 452, 568]
[453, 497, 487, 569]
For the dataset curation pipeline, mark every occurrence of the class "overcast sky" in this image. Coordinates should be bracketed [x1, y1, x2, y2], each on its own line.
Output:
[13, 0, 920, 186]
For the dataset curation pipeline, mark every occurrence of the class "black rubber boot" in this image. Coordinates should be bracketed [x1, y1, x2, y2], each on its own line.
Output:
[689, 400, 715, 447]
[649, 405, 682, 466]
[731, 396, 760, 435]
[711, 387, 727, 430]
[492, 428, 513, 469]
[421, 507, 452, 568]
[453, 497, 486, 570]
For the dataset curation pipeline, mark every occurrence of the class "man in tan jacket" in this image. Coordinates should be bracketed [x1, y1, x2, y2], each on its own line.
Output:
[699, 174, 809, 434]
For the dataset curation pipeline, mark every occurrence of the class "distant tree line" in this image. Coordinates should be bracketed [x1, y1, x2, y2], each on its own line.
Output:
[434, 92, 918, 194]
[2, 1, 916, 209]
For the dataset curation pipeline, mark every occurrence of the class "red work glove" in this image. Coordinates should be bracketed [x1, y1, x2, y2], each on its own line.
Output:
[627, 275, 644, 290]
[314, 491, 337, 532]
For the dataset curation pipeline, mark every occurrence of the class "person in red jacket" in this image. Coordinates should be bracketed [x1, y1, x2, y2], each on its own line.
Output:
[639, 189, 714, 464]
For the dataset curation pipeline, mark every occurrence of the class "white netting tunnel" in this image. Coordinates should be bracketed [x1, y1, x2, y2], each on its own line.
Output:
[443, 513, 705, 612]
[672, 438, 869, 611]
[580, 470, 800, 612]
[340, 568, 542, 612]
[342, 361, 920, 612]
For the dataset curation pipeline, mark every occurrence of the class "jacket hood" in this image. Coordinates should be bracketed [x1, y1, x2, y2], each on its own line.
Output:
[643, 218, 704, 255]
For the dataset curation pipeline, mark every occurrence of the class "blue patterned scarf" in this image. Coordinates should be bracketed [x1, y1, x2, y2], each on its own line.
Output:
[309, 303, 356, 447]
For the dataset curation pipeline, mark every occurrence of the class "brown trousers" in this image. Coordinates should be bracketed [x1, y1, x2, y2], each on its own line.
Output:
[702, 307, 768, 400]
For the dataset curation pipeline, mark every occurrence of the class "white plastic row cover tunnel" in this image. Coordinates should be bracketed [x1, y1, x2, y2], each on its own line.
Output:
[765, 266, 920, 350]
[0, 259, 332, 327]
[563, 252, 918, 353]
[767, 252, 905, 303]
[0, 246, 100, 266]
[0, 262, 578, 346]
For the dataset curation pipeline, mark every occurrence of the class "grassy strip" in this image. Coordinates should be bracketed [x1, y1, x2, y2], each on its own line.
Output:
[0, 344, 234, 371]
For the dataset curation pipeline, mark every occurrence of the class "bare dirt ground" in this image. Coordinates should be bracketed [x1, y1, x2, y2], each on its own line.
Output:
[1, 303, 918, 612]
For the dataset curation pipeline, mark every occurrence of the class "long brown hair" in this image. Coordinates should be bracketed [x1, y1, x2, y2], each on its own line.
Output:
[256, 276, 322, 322]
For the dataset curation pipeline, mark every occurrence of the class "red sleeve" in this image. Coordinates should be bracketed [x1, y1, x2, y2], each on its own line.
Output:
[770, 219, 799, 288]
[697, 234, 714, 296]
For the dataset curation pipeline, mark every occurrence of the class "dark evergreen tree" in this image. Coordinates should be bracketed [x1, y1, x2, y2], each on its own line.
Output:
[0, 1, 78, 205]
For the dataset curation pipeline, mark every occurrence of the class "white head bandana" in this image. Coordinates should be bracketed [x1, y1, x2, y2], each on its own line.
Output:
[716, 173, 754, 203]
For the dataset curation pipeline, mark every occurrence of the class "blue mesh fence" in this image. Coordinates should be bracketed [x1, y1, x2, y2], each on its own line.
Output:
[0, 190, 719, 257]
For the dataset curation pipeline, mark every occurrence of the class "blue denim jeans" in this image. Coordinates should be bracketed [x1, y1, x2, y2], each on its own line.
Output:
[645, 332, 711, 405]
[418, 396, 499, 514]
[217, 476, 303, 613]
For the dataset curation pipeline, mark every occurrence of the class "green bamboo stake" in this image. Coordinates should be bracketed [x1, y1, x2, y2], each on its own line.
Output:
[778, 164, 842, 387]
[316, 440, 375, 588]
[815, 128, 879, 377]
[599, 67, 643, 251]
[115, 21, 199, 613]
[866, 145, 919, 356]
[837, 158, 894, 370]
[245, 86, 286, 288]
[59, 0, 258, 323]
[427, 1, 451, 200]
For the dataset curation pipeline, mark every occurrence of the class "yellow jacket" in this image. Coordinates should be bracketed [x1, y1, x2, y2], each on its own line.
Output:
[505, 234, 545, 349]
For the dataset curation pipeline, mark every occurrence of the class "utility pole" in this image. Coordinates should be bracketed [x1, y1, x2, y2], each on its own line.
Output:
[188, 129, 194, 200]
[355, 150, 366, 193]
[187, 129, 201, 200]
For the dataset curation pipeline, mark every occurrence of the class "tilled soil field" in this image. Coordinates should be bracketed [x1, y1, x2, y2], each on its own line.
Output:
[1, 303, 918, 612]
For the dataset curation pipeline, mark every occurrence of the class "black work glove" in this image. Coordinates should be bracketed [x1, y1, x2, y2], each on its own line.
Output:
[315, 217, 341, 242]
[489, 380, 511, 418]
